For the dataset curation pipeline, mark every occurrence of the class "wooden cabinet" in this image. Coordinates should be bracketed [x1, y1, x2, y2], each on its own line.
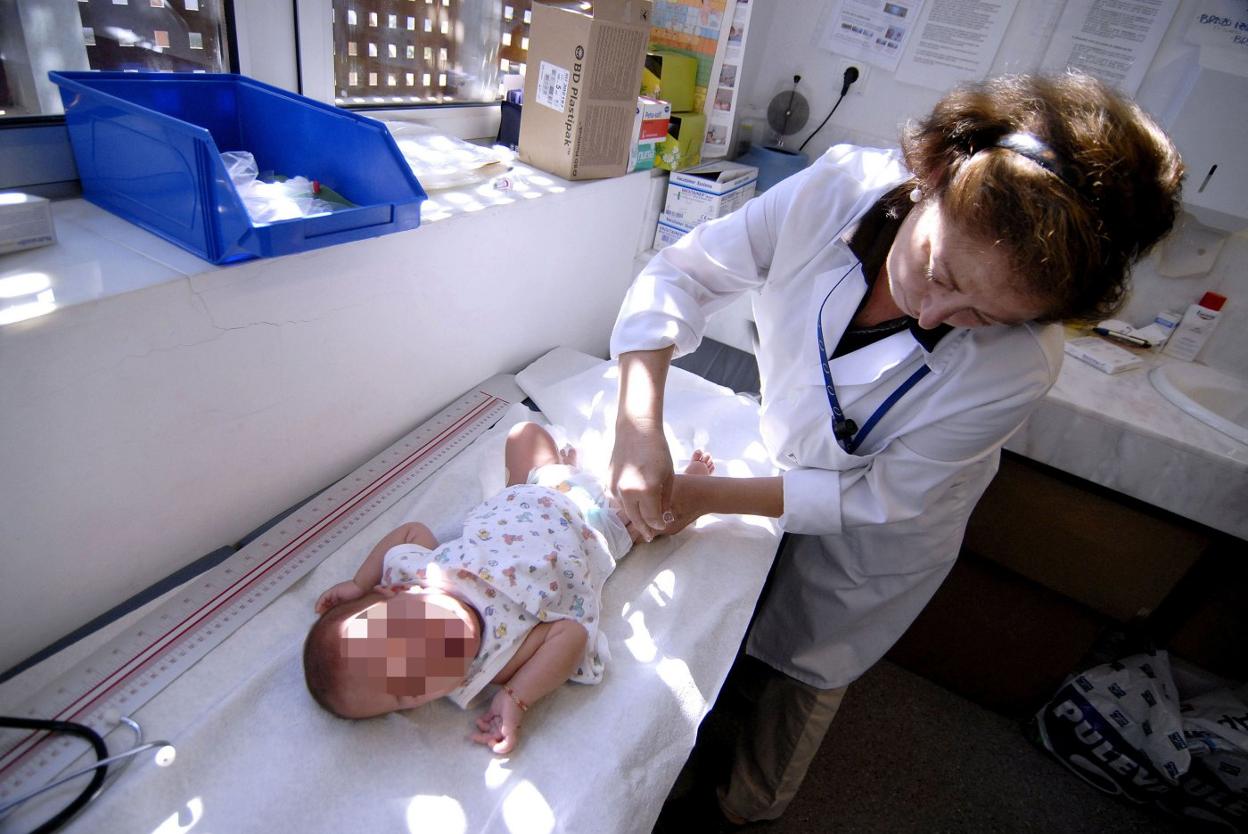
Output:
[888, 452, 1244, 716]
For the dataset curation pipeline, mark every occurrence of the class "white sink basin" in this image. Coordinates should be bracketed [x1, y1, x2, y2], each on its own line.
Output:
[1150, 362, 1248, 445]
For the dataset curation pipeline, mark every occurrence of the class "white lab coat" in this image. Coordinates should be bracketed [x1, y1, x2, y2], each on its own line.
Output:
[611, 145, 1064, 689]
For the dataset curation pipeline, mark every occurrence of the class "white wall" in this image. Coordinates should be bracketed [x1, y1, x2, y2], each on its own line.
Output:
[735, 0, 1248, 378]
[0, 173, 653, 673]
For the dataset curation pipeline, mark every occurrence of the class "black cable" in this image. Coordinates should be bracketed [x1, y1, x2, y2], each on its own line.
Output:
[0, 717, 109, 834]
[797, 66, 860, 153]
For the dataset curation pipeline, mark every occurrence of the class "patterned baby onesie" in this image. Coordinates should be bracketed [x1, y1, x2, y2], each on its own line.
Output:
[380, 464, 632, 708]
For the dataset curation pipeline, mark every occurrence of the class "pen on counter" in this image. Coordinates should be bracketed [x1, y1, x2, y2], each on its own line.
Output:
[1093, 327, 1151, 348]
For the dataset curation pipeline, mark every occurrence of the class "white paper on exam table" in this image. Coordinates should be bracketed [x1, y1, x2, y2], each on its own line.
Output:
[1, 347, 780, 834]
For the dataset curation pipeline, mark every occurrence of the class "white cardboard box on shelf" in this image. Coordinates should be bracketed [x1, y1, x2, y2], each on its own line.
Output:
[0, 193, 56, 255]
[661, 160, 758, 230]
[653, 216, 690, 249]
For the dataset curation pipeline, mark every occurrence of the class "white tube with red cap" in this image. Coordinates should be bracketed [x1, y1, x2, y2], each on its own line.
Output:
[1162, 291, 1227, 361]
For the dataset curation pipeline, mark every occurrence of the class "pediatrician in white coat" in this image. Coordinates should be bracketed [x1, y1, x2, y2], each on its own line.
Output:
[608, 74, 1184, 825]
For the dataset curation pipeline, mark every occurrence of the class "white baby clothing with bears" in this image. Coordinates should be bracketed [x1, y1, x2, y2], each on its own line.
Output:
[380, 464, 631, 708]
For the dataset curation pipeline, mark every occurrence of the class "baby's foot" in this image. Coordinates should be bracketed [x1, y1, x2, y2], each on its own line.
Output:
[685, 450, 715, 476]
[559, 444, 578, 467]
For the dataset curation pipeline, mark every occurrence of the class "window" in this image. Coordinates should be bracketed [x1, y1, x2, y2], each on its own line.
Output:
[0, 0, 231, 119]
[1, 0, 527, 191]
[330, 0, 532, 106]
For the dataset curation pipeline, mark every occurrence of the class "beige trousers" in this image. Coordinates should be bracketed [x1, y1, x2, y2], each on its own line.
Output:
[716, 662, 848, 822]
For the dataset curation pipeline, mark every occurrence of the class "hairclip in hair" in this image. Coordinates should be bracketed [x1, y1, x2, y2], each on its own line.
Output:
[994, 132, 1084, 192]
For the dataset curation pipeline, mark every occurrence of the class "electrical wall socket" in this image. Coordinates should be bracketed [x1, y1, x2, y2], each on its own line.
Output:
[832, 58, 869, 97]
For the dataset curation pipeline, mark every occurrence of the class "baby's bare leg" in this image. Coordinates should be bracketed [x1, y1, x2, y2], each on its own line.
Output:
[505, 422, 562, 486]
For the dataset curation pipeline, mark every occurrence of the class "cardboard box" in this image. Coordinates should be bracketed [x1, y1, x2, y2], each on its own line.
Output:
[519, 0, 653, 180]
[654, 111, 706, 172]
[641, 50, 697, 112]
[632, 142, 657, 172]
[628, 95, 671, 172]
[661, 160, 758, 229]
[0, 193, 56, 255]
[653, 216, 690, 249]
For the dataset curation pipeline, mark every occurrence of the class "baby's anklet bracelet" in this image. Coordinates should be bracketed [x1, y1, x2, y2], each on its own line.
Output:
[502, 685, 529, 712]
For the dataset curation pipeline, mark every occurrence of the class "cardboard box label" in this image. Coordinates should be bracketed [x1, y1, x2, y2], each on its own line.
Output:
[536, 60, 572, 112]
[654, 217, 690, 249]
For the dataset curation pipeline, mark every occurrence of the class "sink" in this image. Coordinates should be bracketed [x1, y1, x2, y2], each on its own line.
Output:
[1149, 362, 1248, 445]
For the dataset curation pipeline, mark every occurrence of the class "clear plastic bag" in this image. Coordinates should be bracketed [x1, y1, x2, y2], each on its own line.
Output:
[221, 151, 340, 224]
[381, 121, 513, 190]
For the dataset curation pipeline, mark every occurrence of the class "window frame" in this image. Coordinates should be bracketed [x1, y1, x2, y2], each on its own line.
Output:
[2, 0, 504, 194]
[295, 0, 501, 140]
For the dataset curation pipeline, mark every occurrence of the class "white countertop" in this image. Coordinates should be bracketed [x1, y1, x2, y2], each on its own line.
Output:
[0, 162, 580, 325]
[1006, 344, 1247, 541]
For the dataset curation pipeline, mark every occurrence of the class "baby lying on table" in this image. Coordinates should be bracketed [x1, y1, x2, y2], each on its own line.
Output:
[303, 421, 714, 753]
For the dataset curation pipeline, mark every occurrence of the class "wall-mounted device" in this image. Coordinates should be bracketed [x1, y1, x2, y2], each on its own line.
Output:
[1158, 46, 1248, 233]
[766, 75, 810, 148]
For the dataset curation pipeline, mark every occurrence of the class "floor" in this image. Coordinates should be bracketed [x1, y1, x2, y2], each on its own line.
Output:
[657, 658, 1189, 834]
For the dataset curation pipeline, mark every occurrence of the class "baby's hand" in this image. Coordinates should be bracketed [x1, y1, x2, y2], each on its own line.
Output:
[471, 688, 524, 755]
[371, 583, 407, 599]
[314, 580, 367, 614]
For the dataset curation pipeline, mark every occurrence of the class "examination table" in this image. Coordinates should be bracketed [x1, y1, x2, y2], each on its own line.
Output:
[0, 346, 781, 834]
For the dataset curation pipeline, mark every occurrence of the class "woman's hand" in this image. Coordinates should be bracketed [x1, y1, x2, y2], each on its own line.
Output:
[610, 417, 674, 542]
[314, 580, 367, 614]
[471, 688, 525, 755]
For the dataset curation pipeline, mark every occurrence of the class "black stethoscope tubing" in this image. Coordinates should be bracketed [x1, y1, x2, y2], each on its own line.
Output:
[816, 259, 931, 455]
[0, 717, 108, 834]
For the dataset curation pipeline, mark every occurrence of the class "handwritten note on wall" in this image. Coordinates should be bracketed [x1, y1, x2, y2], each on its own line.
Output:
[1185, 0, 1248, 52]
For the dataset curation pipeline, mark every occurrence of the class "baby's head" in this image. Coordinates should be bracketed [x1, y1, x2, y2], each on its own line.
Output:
[303, 590, 481, 719]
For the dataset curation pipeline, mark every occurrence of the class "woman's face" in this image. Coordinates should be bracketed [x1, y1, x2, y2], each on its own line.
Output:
[885, 199, 1049, 330]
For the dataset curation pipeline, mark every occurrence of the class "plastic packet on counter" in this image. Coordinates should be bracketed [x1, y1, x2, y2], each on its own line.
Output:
[382, 121, 513, 190]
[221, 151, 344, 224]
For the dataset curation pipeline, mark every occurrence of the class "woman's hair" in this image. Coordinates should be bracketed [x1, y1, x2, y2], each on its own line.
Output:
[900, 73, 1184, 322]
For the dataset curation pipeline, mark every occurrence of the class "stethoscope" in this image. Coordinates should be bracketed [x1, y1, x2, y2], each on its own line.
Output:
[816, 259, 931, 455]
[0, 715, 175, 833]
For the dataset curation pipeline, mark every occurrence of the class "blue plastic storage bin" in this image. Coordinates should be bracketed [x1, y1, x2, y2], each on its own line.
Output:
[49, 71, 427, 264]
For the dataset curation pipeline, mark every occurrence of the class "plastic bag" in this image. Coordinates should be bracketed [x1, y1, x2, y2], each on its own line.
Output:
[1031, 650, 1248, 831]
[221, 151, 341, 224]
[381, 121, 513, 190]
[1180, 688, 1248, 824]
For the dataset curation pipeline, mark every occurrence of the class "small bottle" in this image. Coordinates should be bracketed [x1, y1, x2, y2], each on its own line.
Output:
[1162, 292, 1227, 361]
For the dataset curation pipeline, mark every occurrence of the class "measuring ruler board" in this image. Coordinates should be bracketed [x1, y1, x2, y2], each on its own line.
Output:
[0, 374, 525, 801]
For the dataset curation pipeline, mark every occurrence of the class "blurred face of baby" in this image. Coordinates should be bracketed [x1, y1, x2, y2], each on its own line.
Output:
[335, 591, 481, 718]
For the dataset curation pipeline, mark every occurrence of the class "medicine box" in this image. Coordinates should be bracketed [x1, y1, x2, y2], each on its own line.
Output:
[48, 71, 427, 265]
[641, 50, 697, 112]
[655, 111, 706, 172]
[661, 160, 758, 229]
[1063, 337, 1144, 375]
[629, 96, 671, 172]
[653, 216, 690, 249]
[0, 193, 56, 255]
[518, 0, 654, 180]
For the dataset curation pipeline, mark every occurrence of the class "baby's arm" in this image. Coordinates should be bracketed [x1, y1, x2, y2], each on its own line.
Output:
[313, 522, 438, 614]
[471, 619, 589, 755]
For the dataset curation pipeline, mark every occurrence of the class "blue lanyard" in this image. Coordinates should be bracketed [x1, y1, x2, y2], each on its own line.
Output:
[816, 262, 931, 455]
